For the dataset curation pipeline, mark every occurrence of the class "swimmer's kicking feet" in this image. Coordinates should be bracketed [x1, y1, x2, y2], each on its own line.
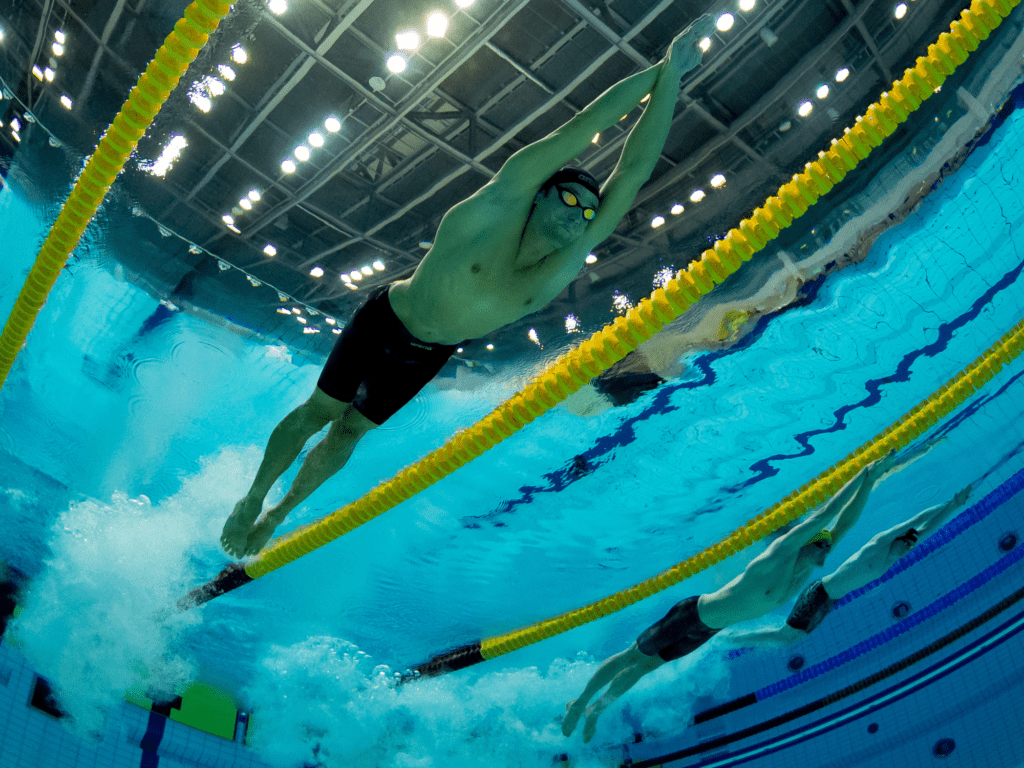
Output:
[221, 11, 719, 558]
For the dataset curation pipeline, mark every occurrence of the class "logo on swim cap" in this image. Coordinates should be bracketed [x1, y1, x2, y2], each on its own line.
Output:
[541, 166, 602, 201]
[809, 529, 833, 546]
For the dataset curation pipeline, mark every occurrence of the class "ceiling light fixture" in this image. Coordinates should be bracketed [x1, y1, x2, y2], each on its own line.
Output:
[294, 145, 310, 162]
[798, 100, 813, 117]
[268, 0, 288, 14]
[690, 189, 706, 202]
[360, 265, 374, 276]
[372, 260, 386, 271]
[395, 31, 420, 50]
[835, 67, 850, 82]
[716, 13, 734, 32]
[651, 216, 665, 228]
[711, 174, 726, 187]
[386, 55, 407, 74]
[309, 132, 325, 148]
[310, 267, 324, 277]
[282, 159, 296, 173]
[671, 204, 684, 215]
[248, 189, 261, 202]
[264, 244, 277, 256]
[426, 12, 449, 37]
[325, 116, 342, 132]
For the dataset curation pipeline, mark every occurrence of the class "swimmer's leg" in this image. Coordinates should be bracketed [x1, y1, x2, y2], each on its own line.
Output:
[581, 651, 663, 743]
[242, 404, 377, 556]
[221, 388, 343, 557]
[564, 643, 656, 737]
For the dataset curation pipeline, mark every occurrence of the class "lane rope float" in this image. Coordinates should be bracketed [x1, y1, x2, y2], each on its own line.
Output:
[0, 0, 234, 392]
[229, 0, 1019, 585]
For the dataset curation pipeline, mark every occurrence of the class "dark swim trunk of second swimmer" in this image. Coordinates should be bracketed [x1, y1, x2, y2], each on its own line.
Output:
[636, 596, 721, 662]
[317, 285, 462, 425]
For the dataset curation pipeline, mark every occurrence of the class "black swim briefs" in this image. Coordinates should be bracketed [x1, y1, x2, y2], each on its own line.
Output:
[785, 580, 837, 633]
[316, 284, 461, 425]
[636, 596, 721, 662]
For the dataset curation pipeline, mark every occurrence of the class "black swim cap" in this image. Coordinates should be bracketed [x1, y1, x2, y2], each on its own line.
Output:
[541, 166, 602, 201]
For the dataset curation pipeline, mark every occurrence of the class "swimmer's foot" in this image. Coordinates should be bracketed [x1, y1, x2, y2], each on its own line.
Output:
[220, 496, 263, 558]
[582, 700, 607, 744]
[562, 699, 585, 737]
[242, 511, 285, 557]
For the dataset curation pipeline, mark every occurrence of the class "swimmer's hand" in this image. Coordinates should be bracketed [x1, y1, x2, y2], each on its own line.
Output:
[242, 511, 286, 557]
[665, 14, 716, 75]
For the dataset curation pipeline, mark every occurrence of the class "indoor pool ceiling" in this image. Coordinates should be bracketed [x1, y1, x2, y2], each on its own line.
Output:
[0, 0, 968, 355]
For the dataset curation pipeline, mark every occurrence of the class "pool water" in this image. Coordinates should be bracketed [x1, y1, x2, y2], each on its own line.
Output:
[2, 71, 1024, 768]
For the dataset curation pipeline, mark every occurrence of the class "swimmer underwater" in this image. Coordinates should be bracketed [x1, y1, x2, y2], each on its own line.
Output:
[220, 14, 720, 558]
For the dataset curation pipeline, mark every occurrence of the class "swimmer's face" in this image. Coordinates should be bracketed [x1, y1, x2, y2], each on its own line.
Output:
[801, 540, 831, 567]
[532, 182, 599, 244]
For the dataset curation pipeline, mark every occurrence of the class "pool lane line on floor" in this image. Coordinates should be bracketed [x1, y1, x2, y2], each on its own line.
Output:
[180, 0, 1019, 608]
[628, 579, 1024, 768]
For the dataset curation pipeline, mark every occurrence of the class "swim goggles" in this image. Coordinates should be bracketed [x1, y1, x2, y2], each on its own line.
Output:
[556, 185, 597, 221]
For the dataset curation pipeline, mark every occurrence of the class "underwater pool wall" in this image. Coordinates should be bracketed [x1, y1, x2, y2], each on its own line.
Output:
[0, 638, 271, 768]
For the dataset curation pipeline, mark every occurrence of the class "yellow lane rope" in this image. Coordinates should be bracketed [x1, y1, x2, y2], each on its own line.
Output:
[244, 0, 1020, 581]
[0, 0, 233, 391]
[476, 318, 1024, 659]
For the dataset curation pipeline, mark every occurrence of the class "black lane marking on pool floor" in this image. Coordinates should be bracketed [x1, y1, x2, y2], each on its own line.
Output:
[464, 252, 1024, 529]
[627, 585, 1024, 768]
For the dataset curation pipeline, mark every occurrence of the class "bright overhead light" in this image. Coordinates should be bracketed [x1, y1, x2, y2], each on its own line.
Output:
[239, 198, 252, 211]
[218, 64, 236, 81]
[232, 45, 248, 65]
[264, 244, 277, 256]
[455, 0, 474, 7]
[341, 273, 352, 283]
[344, 283, 358, 291]
[32, 66, 44, 81]
[895, 3, 908, 19]
[350, 270, 363, 281]
[690, 189, 706, 202]
[44, 68, 54, 82]
[486, 343, 494, 350]
[835, 67, 850, 82]
[710, 173, 726, 188]
[699, 37, 711, 52]
[268, 0, 288, 14]
[585, 254, 598, 264]
[817, 84, 830, 99]
[206, 77, 225, 97]
[222, 214, 235, 226]
[248, 189, 261, 202]
[310, 266, 324, 277]
[294, 145, 310, 162]
[282, 159, 296, 173]
[52, 42, 64, 56]
[670, 204, 684, 215]
[387, 55, 407, 74]
[739, 0, 756, 10]
[308, 132, 324, 148]
[426, 12, 449, 37]
[360, 265, 374, 276]
[54, 30, 66, 44]
[372, 260, 386, 271]
[651, 216, 665, 228]
[798, 100, 814, 117]
[592, 133, 600, 144]
[325, 116, 341, 132]
[716, 13, 734, 32]
[395, 31, 420, 50]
